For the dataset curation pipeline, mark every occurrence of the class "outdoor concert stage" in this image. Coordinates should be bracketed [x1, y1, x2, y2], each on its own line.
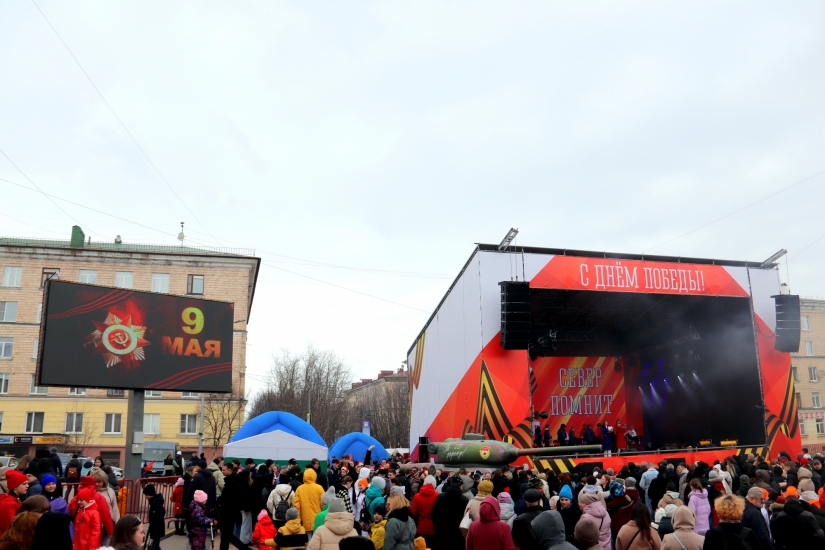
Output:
[407, 244, 801, 471]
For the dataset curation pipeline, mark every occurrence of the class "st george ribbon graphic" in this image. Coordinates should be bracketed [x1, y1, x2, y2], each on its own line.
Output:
[37, 280, 234, 392]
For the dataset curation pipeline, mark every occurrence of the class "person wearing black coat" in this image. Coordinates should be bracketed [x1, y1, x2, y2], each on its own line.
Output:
[143, 484, 166, 550]
[512, 489, 544, 550]
[647, 469, 668, 512]
[249, 465, 273, 523]
[47, 447, 63, 477]
[218, 466, 252, 550]
[431, 478, 469, 549]
[554, 492, 582, 544]
[741, 490, 775, 550]
[185, 460, 217, 514]
[772, 496, 825, 550]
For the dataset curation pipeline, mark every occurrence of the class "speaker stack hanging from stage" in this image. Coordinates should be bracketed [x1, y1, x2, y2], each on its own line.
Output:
[773, 294, 801, 353]
[500, 281, 530, 350]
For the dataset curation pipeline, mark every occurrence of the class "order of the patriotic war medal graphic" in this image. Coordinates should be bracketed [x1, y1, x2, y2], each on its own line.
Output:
[86, 312, 150, 368]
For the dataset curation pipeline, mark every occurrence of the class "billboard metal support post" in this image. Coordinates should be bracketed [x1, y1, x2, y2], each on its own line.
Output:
[124, 389, 145, 488]
[198, 393, 205, 458]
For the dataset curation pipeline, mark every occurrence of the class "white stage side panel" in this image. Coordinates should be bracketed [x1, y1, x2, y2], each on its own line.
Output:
[724, 266, 752, 298]
[477, 251, 556, 347]
[409, 253, 483, 449]
[748, 268, 781, 332]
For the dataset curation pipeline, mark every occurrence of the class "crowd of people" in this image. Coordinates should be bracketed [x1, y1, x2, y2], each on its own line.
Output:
[3, 445, 825, 550]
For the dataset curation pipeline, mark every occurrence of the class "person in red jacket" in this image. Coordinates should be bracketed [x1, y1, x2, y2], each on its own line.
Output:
[251, 509, 276, 550]
[411, 475, 438, 549]
[172, 477, 186, 535]
[0, 470, 29, 537]
[465, 496, 517, 550]
[73, 487, 102, 550]
[69, 476, 115, 539]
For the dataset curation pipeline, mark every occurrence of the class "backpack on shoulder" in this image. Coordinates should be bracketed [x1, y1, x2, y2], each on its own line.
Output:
[274, 490, 292, 521]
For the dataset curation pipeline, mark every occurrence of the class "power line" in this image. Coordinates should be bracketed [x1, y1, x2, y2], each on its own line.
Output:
[0, 148, 99, 237]
[28, 0, 212, 236]
[261, 261, 430, 313]
[644, 168, 825, 253]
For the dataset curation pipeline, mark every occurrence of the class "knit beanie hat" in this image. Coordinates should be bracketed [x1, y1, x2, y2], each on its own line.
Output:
[328, 497, 347, 513]
[357, 478, 369, 490]
[709, 470, 720, 480]
[193, 490, 208, 503]
[286, 508, 299, 521]
[390, 486, 405, 497]
[528, 477, 543, 490]
[6, 470, 27, 491]
[800, 479, 816, 493]
[90, 467, 108, 485]
[523, 489, 542, 503]
[423, 475, 436, 488]
[574, 517, 600, 546]
[450, 473, 463, 486]
[579, 491, 600, 507]
[461, 476, 474, 492]
[740, 474, 750, 485]
[799, 467, 813, 480]
[322, 486, 337, 504]
[79, 476, 96, 488]
[785, 486, 799, 498]
[559, 485, 573, 500]
[625, 477, 637, 488]
[258, 509, 269, 521]
[665, 504, 678, 517]
[197, 460, 208, 469]
[371, 477, 385, 490]
[41, 474, 57, 486]
[497, 492, 512, 504]
[359, 467, 371, 480]
[374, 503, 387, 517]
[477, 480, 494, 497]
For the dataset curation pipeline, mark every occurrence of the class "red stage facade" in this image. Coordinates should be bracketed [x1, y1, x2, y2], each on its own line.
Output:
[407, 245, 800, 471]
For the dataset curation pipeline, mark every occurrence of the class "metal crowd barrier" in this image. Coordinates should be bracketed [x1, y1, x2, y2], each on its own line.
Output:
[62, 476, 182, 527]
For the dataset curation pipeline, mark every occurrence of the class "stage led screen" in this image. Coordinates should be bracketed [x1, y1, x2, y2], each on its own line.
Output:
[37, 280, 234, 392]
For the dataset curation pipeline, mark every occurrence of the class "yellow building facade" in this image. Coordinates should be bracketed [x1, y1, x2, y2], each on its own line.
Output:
[0, 228, 259, 465]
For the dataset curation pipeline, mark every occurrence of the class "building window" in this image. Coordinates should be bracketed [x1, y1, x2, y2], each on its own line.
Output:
[810, 367, 819, 382]
[115, 272, 133, 289]
[25, 412, 44, 433]
[802, 315, 811, 331]
[65, 412, 84, 433]
[41, 268, 60, 288]
[144, 413, 160, 435]
[187, 275, 204, 295]
[181, 392, 199, 398]
[107, 389, 125, 397]
[0, 338, 12, 359]
[78, 270, 98, 284]
[1, 267, 22, 287]
[146, 390, 162, 398]
[36, 303, 42, 324]
[68, 387, 87, 396]
[797, 392, 803, 407]
[793, 367, 799, 383]
[29, 374, 47, 395]
[151, 273, 170, 294]
[813, 393, 821, 409]
[801, 419, 807, 436]
[807, 342, 815, 356]
[104, 413, 122, 434]
[32, 338, 39, 360]
[0, 412, 3, 432]
[0, 374, 8, 394]
[0, 302, 17, 322]
[818, 418, 825, 435]
[180, 414, 198, 434]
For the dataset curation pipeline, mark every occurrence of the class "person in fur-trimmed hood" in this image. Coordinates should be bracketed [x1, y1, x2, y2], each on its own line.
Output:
[660, 506, 704, 550]
[656, 483, 683, 509]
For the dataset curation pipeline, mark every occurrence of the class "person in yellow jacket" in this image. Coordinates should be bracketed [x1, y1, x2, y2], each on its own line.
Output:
[293, 467, 325, 535]
[370, 503, 387, 550]
[264, 508, 306, 550]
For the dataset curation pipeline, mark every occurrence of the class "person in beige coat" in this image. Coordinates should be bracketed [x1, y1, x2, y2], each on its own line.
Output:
[465, 480, 494, 521]
[90, 467, 119, 523]
[306, 497, 357, 550]
[660, 506, 704, 550]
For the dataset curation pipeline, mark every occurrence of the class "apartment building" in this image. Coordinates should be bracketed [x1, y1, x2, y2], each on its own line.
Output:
[0, 226, 259, 464]
[794, 298, 825, 451]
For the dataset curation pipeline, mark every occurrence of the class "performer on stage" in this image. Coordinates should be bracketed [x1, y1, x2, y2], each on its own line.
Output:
[615, 419, 627, 451]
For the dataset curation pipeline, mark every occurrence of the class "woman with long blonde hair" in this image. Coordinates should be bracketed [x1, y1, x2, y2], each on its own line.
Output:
[384, 494, 415, 550]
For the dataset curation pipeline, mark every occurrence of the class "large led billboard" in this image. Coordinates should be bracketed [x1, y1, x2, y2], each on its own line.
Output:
[37, 280, 234, 392]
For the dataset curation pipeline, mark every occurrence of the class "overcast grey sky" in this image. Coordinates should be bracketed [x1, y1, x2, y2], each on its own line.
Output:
[2, 2, 825, 394]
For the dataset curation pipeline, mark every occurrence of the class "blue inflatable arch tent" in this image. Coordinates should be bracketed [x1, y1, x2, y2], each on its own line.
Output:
[328, 432, 390, 463]
[224, 411, 328, 471]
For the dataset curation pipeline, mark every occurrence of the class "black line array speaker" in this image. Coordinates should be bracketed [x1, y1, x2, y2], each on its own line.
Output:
[418, 437, 429, 462]
[500, 281, 530, 350]
[773, 294, 801, 353]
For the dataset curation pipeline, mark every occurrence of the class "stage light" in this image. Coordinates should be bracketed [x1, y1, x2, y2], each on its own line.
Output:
[720, 439, 738, 447]
[698, 440, 712, 447]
